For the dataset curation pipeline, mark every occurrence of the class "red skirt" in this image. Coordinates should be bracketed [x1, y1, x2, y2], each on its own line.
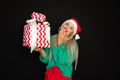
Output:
[45, 66, 72, 80]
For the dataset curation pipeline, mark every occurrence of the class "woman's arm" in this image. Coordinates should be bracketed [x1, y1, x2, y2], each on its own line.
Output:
[34, 47, 46, 58]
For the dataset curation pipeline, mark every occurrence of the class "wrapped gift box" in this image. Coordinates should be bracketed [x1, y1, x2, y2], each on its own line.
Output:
[36, 23, 50, 48]
[31, 12, 46, 22]
[23, 12, 50, 53]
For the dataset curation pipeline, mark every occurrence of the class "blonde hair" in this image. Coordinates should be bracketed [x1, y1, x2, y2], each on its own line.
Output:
[67, 38, 79, 70]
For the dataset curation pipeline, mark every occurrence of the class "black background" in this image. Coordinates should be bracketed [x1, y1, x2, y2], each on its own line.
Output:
[1, 0, 119, 80]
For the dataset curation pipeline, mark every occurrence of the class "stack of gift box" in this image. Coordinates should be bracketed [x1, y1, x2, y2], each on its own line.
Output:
[23, 12, 50, 53]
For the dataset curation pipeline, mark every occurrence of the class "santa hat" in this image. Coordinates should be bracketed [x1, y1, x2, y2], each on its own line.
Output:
[63, 17, 82, 40]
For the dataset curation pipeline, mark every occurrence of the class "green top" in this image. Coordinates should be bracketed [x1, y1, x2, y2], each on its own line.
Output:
[39, 35, 73, 78]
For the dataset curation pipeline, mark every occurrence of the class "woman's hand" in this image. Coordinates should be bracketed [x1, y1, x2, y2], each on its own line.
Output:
[34, 47, 41, 52]
[58, 28, 68, 45]
[34, 47, 46, 58]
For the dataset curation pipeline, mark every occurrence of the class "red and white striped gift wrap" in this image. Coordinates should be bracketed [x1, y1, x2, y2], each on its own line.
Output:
[23, 23, 50, 50]
[31, 12, 46, 22]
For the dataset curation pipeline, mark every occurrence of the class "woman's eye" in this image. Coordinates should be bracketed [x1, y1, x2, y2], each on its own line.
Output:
[65, 23, 69, 25]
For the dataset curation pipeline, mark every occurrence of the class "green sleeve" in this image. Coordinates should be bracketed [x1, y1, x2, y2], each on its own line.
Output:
[52, 44, 68, 65]
[39, 35, 53, 63]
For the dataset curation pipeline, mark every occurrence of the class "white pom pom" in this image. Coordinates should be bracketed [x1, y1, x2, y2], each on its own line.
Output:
[75, 34, 80, 40]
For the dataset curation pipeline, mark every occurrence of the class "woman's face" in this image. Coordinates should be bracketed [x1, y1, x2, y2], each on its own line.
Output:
[60, 22, 74, 38]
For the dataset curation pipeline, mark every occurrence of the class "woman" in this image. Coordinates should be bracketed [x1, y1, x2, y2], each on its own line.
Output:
[34, 17, 82, 80]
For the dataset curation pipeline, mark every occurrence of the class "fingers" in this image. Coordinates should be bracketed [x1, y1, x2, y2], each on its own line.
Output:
[59, 28, 68, 41]
[59, 28, 66, 36]
[34, 47, 38, 51]
[34, 47, 41, 51]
